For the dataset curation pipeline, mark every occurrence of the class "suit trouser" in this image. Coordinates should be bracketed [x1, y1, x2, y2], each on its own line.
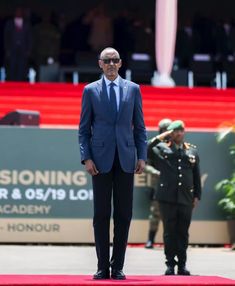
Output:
[159, 202, 193, 267]
[92, 150, 134, 270]
[9, 50, 28, 81]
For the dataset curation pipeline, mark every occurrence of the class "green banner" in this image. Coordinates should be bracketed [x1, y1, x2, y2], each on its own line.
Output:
[0, 127, 233, 221]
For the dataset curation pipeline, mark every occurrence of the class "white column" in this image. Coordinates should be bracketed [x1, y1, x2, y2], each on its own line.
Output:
[152, 0, 177, 87]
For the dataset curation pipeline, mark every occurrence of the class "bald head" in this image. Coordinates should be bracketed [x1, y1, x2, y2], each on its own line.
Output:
[99, 47, 120, 60]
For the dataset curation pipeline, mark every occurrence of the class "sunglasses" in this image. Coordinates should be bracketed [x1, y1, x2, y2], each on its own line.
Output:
[100, 58, 120, 64]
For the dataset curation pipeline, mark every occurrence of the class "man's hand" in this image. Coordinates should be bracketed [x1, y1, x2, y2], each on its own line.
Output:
[85, 159, 99, 176]
[193, 197, 199, 209]
[135, 159, 146, 174]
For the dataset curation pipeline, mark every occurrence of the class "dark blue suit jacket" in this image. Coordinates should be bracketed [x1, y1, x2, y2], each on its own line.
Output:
[79, 76, 147, 173]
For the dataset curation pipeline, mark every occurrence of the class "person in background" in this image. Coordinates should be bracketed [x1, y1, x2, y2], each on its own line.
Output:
[151, 120, 201, 276]
[215, 19, 234, 61]
[175, 19, 195, 69]
[144, 118, 172, 249]
[33, 13, 60, 66]
[113, 10, 134, 77]
[88, 5, 113, 52]
[71, 13, 91, 52]
[4, 8, 32, 81]
[0, 13, 6, 67]
[132, 17, 155, 56]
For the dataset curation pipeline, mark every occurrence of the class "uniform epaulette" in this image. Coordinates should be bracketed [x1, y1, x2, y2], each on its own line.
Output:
[184, 142, 197, 149]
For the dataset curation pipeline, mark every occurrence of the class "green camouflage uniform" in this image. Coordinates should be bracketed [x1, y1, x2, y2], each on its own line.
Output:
[144, 135, 162, 233]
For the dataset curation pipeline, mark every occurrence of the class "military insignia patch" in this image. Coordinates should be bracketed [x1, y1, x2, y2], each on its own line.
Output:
[188, 154, 196, 163]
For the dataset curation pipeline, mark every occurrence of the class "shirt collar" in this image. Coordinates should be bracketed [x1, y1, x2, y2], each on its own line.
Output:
[174, 142, 184, 150]
[103, 75, 120, 87]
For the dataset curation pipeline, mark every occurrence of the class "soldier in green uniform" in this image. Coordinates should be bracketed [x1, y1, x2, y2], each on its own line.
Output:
[145, 119, 172, 249]
[151, 120, 201, 275]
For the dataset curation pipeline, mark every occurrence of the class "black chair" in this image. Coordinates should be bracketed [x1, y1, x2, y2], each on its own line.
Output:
[221, 56, 235, 87]
[39, 63, 60, 82]
[171, 69, 188, 86]
[75, 51, 99, 69]
[190, 54, 216, 86]
[126, 53, 154, 84]
[59, 51, 101, 82]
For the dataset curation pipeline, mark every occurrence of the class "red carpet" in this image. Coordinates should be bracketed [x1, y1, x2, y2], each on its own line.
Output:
[0, 82, 235, 129]
[0, 275, 234, 286]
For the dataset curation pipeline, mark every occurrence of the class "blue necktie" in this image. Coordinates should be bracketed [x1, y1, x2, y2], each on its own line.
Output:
[109, 82, 118, 119]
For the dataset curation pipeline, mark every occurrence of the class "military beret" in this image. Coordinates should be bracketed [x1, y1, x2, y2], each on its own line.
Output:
[167, 120, 185, 131]
[158, 118, 172, 129]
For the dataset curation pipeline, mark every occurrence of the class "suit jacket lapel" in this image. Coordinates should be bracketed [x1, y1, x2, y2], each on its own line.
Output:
[117, 77, 128, 122]
[95, 78, 102, 102]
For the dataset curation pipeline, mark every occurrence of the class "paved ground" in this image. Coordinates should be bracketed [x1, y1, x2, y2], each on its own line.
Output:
[0, 245, 234, 279]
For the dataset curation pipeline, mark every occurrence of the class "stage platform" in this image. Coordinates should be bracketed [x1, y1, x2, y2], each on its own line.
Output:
[0, 83, 235, 129]
[0, 275, 234, 286]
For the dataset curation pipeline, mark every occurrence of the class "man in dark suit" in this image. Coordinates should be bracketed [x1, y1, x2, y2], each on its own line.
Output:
[4, 8, 32, 81]
[79, 47, 147, 280]
[151, 120, 201, 276]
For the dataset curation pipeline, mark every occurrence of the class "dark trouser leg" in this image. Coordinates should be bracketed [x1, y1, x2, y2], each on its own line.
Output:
[92, 171, 113, 270]
[159, 202, 178, 267]
[9, 51, 27, 81]
[177, 204, 193, 267]
[9, 55, 17, 81]
[16, 55, 27, 81]
[110, 151, 134, 270]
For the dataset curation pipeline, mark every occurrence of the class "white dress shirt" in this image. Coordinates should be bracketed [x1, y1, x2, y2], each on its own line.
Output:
[103, 75, 120, 111]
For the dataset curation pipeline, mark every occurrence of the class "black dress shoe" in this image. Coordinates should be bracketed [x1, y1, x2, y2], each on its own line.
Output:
[145, 240, 154, 249]
[178, 266, 191, 275]
[165, 266, 175, 275]
[93, 269, 110, 280]
[111, 269, 126, 280]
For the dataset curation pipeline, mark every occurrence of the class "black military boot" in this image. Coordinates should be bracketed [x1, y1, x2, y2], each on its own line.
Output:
[177, 265, 191, 275]
[164, 258, 176, 275]
[145, 230, 156, 249]
[165, 266, 175, 275]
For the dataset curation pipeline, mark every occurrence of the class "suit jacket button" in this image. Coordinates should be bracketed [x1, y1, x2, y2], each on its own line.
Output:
[178, 166, 182, 170]
[178, 182, 182, 186]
